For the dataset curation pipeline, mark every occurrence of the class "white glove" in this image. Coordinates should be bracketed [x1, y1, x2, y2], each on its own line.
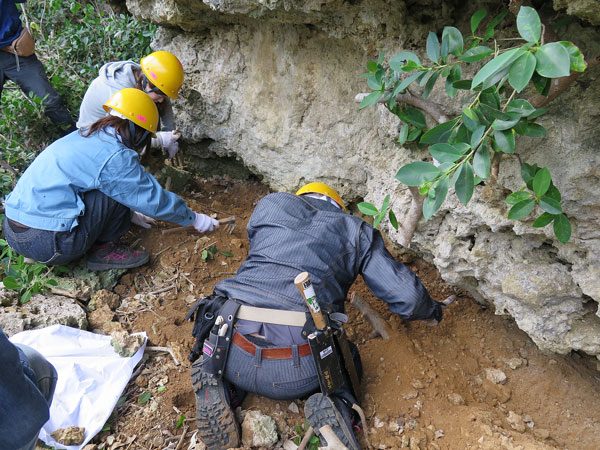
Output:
[152, 131, 180, 158]
[193, 212, 219, 233]
[131, 211, 157, 229]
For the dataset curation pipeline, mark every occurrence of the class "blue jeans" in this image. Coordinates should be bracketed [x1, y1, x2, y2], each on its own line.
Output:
[223, 333, 320, 400]
[0, 51, 75, 134]
[14, 344, 58, 450]
[4, 190, 131, 265]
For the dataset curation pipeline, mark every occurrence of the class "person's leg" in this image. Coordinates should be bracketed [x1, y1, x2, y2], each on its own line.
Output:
[3, 53, 75, 134]
[13, 344, 58, 450]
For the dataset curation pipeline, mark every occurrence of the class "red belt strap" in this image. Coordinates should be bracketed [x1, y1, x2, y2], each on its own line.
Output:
[232, 332, 311, 360]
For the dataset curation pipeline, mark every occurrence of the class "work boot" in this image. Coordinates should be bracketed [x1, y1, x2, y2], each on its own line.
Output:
[86, 242, 149, 271]
[191, 360, 240, 450]
[305, 393, 360, 450]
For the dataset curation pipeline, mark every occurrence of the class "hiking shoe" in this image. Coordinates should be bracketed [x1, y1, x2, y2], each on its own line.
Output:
[305, 393, 360, 450]
[191, 360, 240, 450]
[86, 242, 149, 271]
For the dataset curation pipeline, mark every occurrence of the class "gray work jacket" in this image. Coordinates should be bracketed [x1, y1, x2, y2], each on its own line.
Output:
[214, 193, 440, 345]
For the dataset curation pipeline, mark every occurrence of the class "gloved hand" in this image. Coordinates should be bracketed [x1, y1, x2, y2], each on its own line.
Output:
[423, 295, 456, 327]
[131, 211, 157, 229]
[151, 131, 181, 158]
[193, 212, 220, 233]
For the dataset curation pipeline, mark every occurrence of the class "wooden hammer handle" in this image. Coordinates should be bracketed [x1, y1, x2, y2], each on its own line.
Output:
[161, 216, 234, 235]
[294, 271, 327, 330]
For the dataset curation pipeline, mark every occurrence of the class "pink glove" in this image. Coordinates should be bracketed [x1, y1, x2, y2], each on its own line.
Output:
[131, 211, 157, 229]
[193, 212, 219, 233]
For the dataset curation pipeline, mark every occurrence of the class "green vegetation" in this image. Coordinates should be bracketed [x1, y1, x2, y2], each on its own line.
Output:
[359, 6, 584, 243]
[0, 1, 156, 301]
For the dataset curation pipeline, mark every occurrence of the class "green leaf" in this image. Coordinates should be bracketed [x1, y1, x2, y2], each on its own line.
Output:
[533, 167, 551, 196]
[505, 191, 533, 205]
[423, 176, 450, 220]
[521, 162, 538, 188]
[539, 196, 562, 214]
[531, 72, 550, 95]
[389, 209, 399, 230]
[472, 48, 523, 89]
[461, 46, 493, 63]
[473, 144, 490, 179]
[508, 199, 535, 220]
[471, 8, 487, 34]
[521, 123, 547, 137]
[442, 26, 464, 56]
[2, 276, 20, 290]
[492, 129, 515, 154]
[452, 79, 473, 90]
[420, 118, 459, 144]
[395, 162, 441, 186]
[533, 212, 554, 228]
[426, 32, 440, 63]
[21, 290, 32, 305]
[407, 128, 422, 141]
[491, 113, 521, 131]
[390, 52, 421, 71]
[429, 143, 465, 163]
[545, 184, 562, 202]
[138, 391, 152, 405]
[220, 250, 233, 257]
[516, 6, 541, 43]
[445, 65, 461, 98]
[397, 124, 408, 145]
[509, 51, 536, 93]
[366, 61, 378, 72]
[393, 71, 423, 96]
[479, 103, 512, 121]
[367, 76, 382, 90]
[462, 108, 481, 132]
[553, 214, 571, 243]
[506, 99, 536, 117]
[558, 41, 587, 72]
[357, 202, 379, 216]
[423, 71, 441, 100]
[470, 125, 486, 148]
[527, 107, 547, 120]
[454, 162, 475, 206]
[397, 106, 427, 129]
[176, 413, 186, 428]
[535, 42, 571, 78]
[359, 91, 383, 109]
[483, 10, 508, 41]
[157, 385, 166, 392]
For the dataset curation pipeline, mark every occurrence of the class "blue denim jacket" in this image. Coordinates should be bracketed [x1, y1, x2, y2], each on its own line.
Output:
[215, 193, 440, 344]
[5, 128, 194, 231]
[0, 328, 49, 449]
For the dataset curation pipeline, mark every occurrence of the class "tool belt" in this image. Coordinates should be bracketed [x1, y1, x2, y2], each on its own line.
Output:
[1, 27, 35, 57]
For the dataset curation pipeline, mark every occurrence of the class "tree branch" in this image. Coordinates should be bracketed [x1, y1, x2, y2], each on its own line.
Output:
[354, 91, 449, 124]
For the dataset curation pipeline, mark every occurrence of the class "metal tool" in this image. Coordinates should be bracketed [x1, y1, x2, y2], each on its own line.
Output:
[161, 215, 236, 235]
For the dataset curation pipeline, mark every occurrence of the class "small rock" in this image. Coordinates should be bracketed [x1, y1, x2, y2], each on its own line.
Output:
[288, 402, 299, 414]
[241, 410, 278, 447]
[507, 411, 526, 433]
[484, 368, 507, 385]
[51, 426, 85, 445]
[533, 428, 550, 439]
[283, 439, 298, 450]
[88, 304, 115, 331]
[88, 289, 120, 311]
[374, 416, 385, 428]
[548, 359, 558, 365]
[447, 393, 465, 405]
[434, 429, 444, 439]
[388, 422, 400, 432]
[411, 379, 424, 389]
[503, 357, 523, 370]
[110, 330, 145, 357]
[482, 379, 512, 403]
[402, 390, 419, 400]
[82, 444, 98, 450]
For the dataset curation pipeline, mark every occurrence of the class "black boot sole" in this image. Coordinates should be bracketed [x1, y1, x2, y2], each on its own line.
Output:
[191, 362, 240, 450]
[305, 393, 360, 450]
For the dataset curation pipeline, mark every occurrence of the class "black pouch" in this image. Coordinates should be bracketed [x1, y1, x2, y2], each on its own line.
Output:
[185, 294, 227, 362]
[198, 299, 240, 378]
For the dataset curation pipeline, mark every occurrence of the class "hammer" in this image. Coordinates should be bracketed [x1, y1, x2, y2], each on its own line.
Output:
[161, 216, 236, 235]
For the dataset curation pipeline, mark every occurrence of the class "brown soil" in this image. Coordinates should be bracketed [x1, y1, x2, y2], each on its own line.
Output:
[88, 177, 600, 450]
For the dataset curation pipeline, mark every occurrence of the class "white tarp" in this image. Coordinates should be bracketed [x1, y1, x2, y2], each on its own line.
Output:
[10, 324, 146, 450]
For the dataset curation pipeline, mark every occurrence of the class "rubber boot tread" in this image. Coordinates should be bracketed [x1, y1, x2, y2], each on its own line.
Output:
[191, 363, 240, 450]
[305, 393, 360, 450]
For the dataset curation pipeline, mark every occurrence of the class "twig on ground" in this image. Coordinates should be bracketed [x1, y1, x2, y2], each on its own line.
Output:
[155, 246, 172, 257]
[147, 285, 176, 295]
[174, 425, 189, 450]
[297, 426, 314, 450]
[146, 346, 180, 366]
[350, 292, 392, 339]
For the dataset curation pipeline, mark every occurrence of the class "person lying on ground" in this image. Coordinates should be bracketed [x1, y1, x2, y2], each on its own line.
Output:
[0, 0, 76, 135]
[186, 181, 454, 450]
[3, 87, 218, 271]
[0, 326, 58, 450]
[77, 50, 184, 159]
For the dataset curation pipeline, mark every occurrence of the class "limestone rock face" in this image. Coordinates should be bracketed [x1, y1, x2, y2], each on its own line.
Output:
[125, 0, 600, 358]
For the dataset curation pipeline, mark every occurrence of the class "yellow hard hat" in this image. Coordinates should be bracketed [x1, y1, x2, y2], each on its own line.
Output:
[103, 88, 159, 136]
[296, 182, 345, 210]
[140, 51, 184, 99]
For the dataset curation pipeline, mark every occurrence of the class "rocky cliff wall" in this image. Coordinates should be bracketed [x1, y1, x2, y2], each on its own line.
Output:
[125, 0, 600, 360]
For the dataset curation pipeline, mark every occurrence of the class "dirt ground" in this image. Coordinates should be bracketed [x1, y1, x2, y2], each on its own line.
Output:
[81, 177, 599, 450]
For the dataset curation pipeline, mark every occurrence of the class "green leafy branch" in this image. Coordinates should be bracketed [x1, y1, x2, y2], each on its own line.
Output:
[359, 6, 587, 244]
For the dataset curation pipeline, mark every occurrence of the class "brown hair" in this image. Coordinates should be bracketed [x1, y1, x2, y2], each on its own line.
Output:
[80, 116, 152, 153]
